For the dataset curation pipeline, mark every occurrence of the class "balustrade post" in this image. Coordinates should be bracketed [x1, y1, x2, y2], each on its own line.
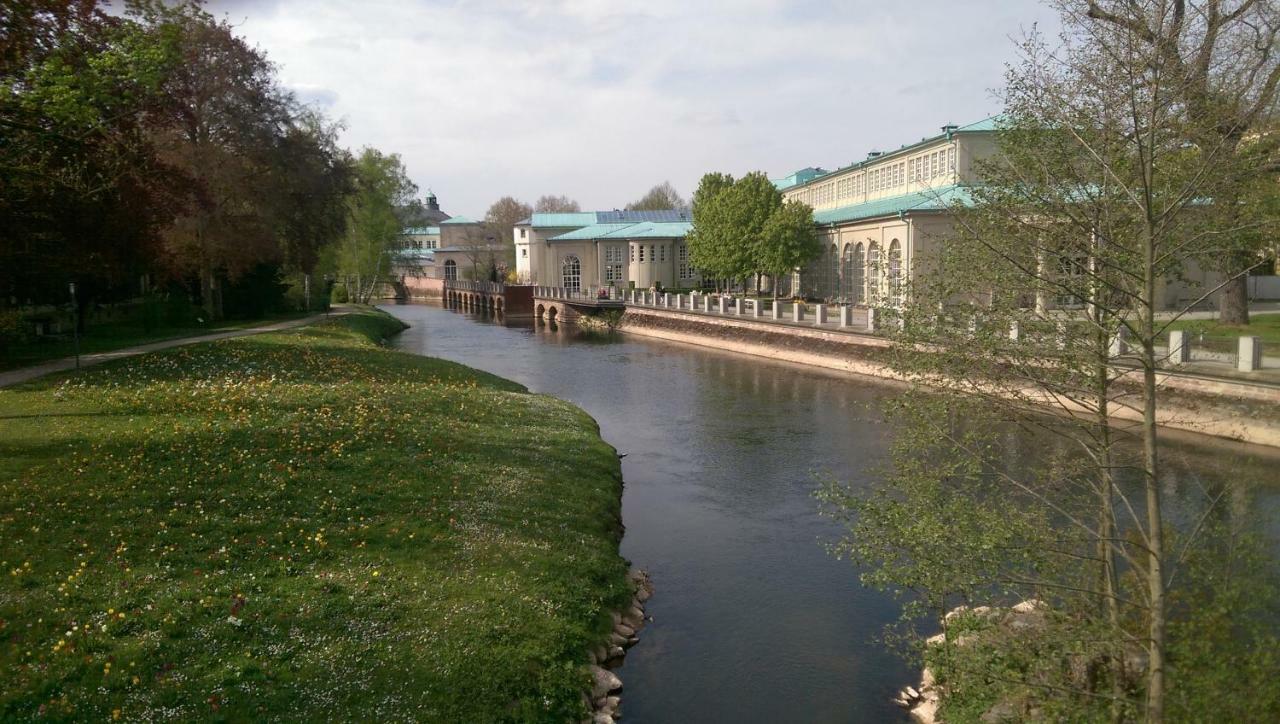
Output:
[1238, 336, 1262, 372]
[771, 301, 782, 320]
[839, 306, 852, 328]
[716, 297, 725, 315]
[1110, 326, 1130, 358]
[703, 295, 713, 313]
[753, 300, 763, 318]
[1167, 330, 1190, 364]
[867, 307, 878, 332]
[814, 304, 827, 325]
[792, 302, 804, 323]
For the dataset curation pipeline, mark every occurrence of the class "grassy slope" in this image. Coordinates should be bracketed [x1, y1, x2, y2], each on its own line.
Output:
[0, 310, 629, 722]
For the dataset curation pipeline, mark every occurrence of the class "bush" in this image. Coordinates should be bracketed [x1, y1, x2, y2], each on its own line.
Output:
[331, 283, 349, 304]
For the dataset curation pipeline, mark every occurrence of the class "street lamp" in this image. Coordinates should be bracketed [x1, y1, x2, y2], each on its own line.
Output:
[68, 282, 80, 370]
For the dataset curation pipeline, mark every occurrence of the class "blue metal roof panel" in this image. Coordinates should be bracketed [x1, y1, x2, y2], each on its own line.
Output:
[596, 209, 691, 223]
[440, 216, 480, 225]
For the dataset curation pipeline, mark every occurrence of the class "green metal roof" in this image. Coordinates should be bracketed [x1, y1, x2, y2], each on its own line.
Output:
[812, 185, 973, 225]
[600, 221, 691, 239]
[546, 221, 693, 241]
[548, 223, 634, 241]
[527, 212, 599, 228]
[440, 216, 480, 225]
[781, 116, 999, 193]
[402, 226, 440, 235]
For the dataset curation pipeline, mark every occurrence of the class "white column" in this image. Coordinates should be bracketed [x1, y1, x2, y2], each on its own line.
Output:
[1239, 336, 1262, 372]
[839, 306, 852, 328]
[867, 307, 878, 332]
[704, 295, 713, 312]
[753, 300, 762, 318]
[814, 304, 827, 325]
[1168, 330, 1190, 363]
[771, 301, 782, 320]
[792, 303, 804, 323]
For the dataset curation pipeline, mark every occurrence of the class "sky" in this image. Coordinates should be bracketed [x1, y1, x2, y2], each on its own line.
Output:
[202, 0, 1061, 218]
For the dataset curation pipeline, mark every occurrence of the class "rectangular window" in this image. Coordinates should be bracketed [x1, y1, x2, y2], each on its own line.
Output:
[521, 248, 527, 257]
[948, 147, 957, 172]
[520, 228, 526, 238]
[638, 245, 645, 263]
[631, 244, 636, 262]
[649, 245, 656, 262]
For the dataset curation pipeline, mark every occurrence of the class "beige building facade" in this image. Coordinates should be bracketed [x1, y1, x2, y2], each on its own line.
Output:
[515, 211, 700, 291]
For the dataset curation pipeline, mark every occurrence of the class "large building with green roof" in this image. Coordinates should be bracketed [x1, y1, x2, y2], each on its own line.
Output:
[514, 209, 700, 291]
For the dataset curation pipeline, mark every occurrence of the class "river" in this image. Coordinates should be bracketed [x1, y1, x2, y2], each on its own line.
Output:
[380, 302, 1280, 723]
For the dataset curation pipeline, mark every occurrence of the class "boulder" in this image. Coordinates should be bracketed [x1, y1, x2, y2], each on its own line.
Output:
[615, 624, 635, 638]
[590, 665, 622, 699]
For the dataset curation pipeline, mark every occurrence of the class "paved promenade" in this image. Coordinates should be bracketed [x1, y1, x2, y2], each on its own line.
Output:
[0, 310, 342, 389]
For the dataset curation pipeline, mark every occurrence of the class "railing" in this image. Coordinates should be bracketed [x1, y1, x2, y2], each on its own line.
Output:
[533, 285, 625, 302]
[446, 279, 504, 294]
[622, 289, 879, 332]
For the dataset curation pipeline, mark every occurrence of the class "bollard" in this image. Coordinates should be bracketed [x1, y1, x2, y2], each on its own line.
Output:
[771, 301, 782, 320]
[663, 292, 670, 308]
[839, 306, 852, 328]
[1167, 330, 1190, 363]
[867, 307, 878, 332]
[792, 303, 804, 323]
[717, 297, 725, 315]
[814, 304, 827, 326]
[753, 299, 762, 318]
[1238, 336, 1262, 372]
[704, 295, 713, 313]
[1110, 326, 1130, 357]
[738, 298, 747, 316]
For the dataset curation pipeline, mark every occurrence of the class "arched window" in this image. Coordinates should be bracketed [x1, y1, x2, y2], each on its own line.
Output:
[841, 243, 854, 302]
[444, 259, 457, 281]
[887, 239, 902, 306]
[867, 242, 881, 303]
[561, 255, 581, 291]
[851, 243, 865, 304]
[826, 243, 839, 300]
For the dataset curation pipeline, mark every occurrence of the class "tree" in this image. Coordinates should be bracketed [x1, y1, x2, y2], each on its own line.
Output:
[484, 196, 532, 272]
[0, 1, 187, 312]
[534, 194, 580, 213]
[687, 171, 783, 290]
[1082, 0, 1280, 325]
[143, 1, 294, 319]
[625, 181, 685, 211]
[820, 3, 1280, 721]
[756, 199, 821, 298]
[336, 148, 417, 303]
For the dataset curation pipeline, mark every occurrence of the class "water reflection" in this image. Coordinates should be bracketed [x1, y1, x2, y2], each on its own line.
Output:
[380, 301, 1279, 723]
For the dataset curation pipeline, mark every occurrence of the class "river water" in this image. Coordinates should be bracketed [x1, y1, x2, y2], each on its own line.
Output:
[380, 302, 1279, 723]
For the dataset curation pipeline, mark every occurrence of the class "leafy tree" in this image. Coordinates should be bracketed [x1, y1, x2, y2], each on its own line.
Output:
[141, 1, 294, 319]
[336, 148, 417, 303]
[687, 171, 784, 290]
[1082, 0, 1280, 325]
[625, 181, 685, 211]
[533, 194, 579, 213]
[822, 3, 1280, 721]
[756, 199, 820, 298]
[0, 0, 186, 313]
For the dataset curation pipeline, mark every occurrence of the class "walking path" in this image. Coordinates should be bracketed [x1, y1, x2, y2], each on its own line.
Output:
[0, 310, 345, 389]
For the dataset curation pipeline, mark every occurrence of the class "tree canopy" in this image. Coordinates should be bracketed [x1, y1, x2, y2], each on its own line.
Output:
[534, 194, 580, 213]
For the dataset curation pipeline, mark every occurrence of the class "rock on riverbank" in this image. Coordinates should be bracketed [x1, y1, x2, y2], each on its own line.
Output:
[583, 568, 654, 722]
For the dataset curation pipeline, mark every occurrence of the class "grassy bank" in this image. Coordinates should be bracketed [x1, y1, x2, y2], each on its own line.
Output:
[0, 310, 630, 721]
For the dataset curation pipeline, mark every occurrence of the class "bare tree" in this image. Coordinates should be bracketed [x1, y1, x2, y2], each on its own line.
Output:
[483, 196, 532, 277]
[626, 181, 686, 211]
[534, 194, 580, 212]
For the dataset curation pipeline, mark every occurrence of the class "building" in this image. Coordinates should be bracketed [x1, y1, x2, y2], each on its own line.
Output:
[515, 209, 699, 290]
[775, 118, 1218, 310]
[435, 216, 507, 282]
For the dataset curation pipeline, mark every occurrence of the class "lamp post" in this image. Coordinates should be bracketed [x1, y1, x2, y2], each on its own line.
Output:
[69, 282, 80, 370]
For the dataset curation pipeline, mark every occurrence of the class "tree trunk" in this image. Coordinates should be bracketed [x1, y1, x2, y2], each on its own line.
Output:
[1141, 221, 1166, 723]
[1217, 270, 1249, 325]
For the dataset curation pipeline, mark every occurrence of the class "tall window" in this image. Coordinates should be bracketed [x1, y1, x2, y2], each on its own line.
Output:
[562, 255, 581, 290]
[604, 246, 624, 282]
[659, 244, 667, 263]
[852, 243, 866, 304]
[444, 259, 457, 281]
[867, 242, 881, 302]
[638, 245, 645, 263]
[887, 240, 902, 306]
[678, 243, 692, 280]
[841, 243, 855, 301]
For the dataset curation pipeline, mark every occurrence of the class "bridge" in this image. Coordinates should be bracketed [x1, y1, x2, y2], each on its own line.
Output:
[531, 285, 625, 322]
[443, 280, 534, 317]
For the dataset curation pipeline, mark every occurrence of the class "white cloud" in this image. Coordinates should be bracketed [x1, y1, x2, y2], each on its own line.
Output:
[208, 0, 1058, 216]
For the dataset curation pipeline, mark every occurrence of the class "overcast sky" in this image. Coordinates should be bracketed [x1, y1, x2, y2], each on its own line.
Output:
[204, 0, 1060, 218]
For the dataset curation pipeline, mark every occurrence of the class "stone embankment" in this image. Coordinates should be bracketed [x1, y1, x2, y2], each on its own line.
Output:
[616, 306, 1280, 448]
[584, 568, 653, 723]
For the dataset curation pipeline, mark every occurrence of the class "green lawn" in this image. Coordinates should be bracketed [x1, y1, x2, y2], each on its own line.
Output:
[0, 310, 629, 721]
[1, 312, 315, 371]
[1163, 313, 1280, 352]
